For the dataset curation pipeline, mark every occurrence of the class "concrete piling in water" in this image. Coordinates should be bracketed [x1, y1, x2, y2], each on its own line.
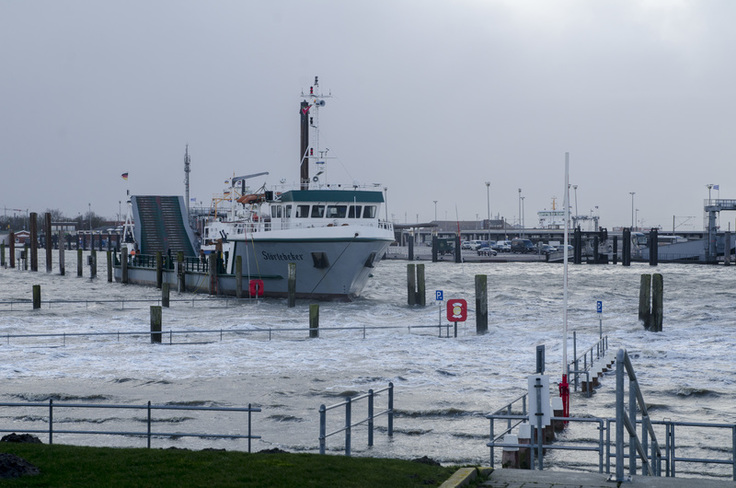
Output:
[30, 212, 38, 272]
[622, 228, 631, 266]
[235, 256, 243, 298]
[309, 303, 319, 338]
[518, 423, 531, 469]
[407, 264, 426, 306]
[416, 264, 425, 306]
[288, 263, 297, 307]
[649, 228, 658, 266]
[150, 306, 162, 343]
[33, 285, 41, 310]
[45, 213, 52, 273]
[77, 249, 83, 277]
[162, 283, 170, 308]
[501, 434, 519, 468]
[475, 274, 488, 335]
[407, 236, 414, 261]
[90, 249, 97, 278]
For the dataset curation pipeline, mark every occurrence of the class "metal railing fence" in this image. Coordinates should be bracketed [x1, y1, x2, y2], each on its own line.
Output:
[319, 383, 394, 456]
[0, 399, 261, 451]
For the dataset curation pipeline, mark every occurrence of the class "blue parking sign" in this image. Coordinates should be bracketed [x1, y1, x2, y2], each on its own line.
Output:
[596, 300, 603, 314]
[436, 290, 444, 301]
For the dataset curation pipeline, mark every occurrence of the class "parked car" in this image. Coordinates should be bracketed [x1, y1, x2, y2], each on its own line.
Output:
[461, 240, 474, 250]
[493, 240, 511, 252]
[478, 242, 497, 256]
[511, 238, 535, 254]
[538, 244, 557, 255]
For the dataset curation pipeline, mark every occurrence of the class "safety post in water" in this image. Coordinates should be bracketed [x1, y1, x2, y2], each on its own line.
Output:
[288, 263, 297, 307]
[60, 232, 66, 276]
[90, 249, 97, 279]
[30, 212, 38, 272]
[77, 248, 83, 277]
[150, 306, 162, 343]
[106, 250, 112, 282]
[406, 263, 426, 306]
[44, 213, 52, 273]
[475, 274, 488, 335]
[309, 303, 319, 338]
[33, 285, 41, 310]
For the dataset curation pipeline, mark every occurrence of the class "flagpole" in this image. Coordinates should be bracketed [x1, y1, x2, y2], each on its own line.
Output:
[560, 152, 570, 417]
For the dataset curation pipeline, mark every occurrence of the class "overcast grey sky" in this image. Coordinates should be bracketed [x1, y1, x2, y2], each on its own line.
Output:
[2, 1, 734, 231]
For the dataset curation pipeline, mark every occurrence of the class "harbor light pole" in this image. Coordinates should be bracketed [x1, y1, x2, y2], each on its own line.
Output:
[485, 182, 490, 224]
[573, 185, 578, 222]
[629, 192, 635, 229]
[518, 188, 522, 231]
[384, 187, 389, 223]
[707, 184, 713, 205]
[521, 196, 525, 237]
[433, 200, 438, 221]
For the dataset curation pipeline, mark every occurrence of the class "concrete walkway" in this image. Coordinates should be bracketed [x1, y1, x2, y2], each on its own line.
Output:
[480, 469, 736, 487]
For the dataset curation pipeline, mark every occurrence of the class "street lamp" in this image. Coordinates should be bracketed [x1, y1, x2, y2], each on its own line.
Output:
[572, 185, 578, 219]
[518, 188, 522, 230]
[88, 203, 92, 231]
[707, 184, 713, 205]
[433, 200, 438, 222]
[383, 187, 389, 223]
[485, 182, 490, 223]
[629, 192, 635, 229]
[520, 196, 525, 237]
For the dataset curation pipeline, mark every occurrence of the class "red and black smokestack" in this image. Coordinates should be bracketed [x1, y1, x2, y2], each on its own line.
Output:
[300, 100, 310, 190]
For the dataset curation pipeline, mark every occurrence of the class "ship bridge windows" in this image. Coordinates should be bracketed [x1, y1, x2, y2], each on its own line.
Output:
[326, 205, 347, 219]
[362, 205, 377, 218]
[271, 205, 283, 219]
[296, 205, 310, 218]
[348, 205, 362, 218]
[285, 205, 292, 218]
[311, 205, 325, 218]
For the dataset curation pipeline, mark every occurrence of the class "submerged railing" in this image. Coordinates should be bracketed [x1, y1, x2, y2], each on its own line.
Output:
[0, 400, 261, 451]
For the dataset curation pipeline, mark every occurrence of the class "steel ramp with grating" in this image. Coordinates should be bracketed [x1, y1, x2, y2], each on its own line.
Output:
[130, 195, 197, 257]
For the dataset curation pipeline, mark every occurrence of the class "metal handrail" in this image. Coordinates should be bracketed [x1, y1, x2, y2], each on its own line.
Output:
[0, 399, 261, 451]
[319, 383, 393, 456]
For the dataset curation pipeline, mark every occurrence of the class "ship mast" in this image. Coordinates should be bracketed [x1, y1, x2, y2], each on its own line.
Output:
[184, 145, 191, 213]
[300, 76, 331, 190]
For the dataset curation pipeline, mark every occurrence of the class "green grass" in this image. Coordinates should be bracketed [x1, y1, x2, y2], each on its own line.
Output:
[0, 444, 462, 487]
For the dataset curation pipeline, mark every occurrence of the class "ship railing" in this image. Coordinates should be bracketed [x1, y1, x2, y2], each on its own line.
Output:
[318, 383, 393, 456]
[0, 399, 261, 451]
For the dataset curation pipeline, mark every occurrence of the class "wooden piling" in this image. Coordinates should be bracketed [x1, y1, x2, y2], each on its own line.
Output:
[8, 232, 14, 268]
[454, 235, 461, 263]
[30, 212, 38, 272]
[651, 273, 663, 332]
[309, 303, 319, 338]
[162, 283, 170, 308]
[59, 232, 66, 276]
[288, 263, 296, 307]
[235, 256, 243, 298]
[150, 306, 162, 343]
[649, 228, 658, 266]
[208, 253, 217, 295]
[77, 248, 83, 277]
[32, 285, 41, 310]
[725, 232, 732, 266]
[639, 274, 651, 329]
[431, 235, 438, 263]
[155, 252, 163, 289]
[407, 236, 414, 261]
[23, 244, 29, 270]
[475, 274, 488, 335]
[121, 247, 129, 284]
[622, 228, 631, 266]
[45, 213, 52, 273]
[612, 236, 618, 265]
[0, 242, 4, 267]
[90, 249, 97, 278]
[105, 250, 112, 282]
[407, 264, 416, 306]
[573, 227, 582, 264]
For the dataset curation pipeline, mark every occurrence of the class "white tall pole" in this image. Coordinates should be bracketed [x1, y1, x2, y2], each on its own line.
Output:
[563, 154, 569, 379]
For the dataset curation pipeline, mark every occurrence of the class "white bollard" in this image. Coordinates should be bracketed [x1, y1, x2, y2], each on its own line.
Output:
[501, 433, 519, 468]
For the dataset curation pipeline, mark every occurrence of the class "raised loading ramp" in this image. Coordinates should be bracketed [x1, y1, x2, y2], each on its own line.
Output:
[131, 195, 197, 257]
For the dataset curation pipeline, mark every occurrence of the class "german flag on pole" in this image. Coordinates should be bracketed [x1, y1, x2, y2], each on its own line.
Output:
[121, 172, 129, 180]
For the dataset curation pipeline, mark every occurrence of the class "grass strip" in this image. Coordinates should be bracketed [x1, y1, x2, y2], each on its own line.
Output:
[0, 443, 460, 487]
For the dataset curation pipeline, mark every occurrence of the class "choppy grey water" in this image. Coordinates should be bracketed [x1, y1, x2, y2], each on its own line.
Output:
[1, 252, 735, 477]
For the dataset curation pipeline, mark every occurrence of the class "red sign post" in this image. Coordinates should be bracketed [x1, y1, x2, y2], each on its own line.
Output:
[446, 299, 467, 337]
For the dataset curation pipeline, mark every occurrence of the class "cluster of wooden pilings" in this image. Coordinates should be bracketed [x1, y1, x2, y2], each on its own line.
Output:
[639, 273, 664, 332]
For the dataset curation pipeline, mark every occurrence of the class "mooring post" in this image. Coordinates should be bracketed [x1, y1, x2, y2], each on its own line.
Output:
[77, 248, 83, 277]
[309, 303, 319, 338]
[235, 256, 243, 298]
[288, 263, 296, 307]
[639, 274, 652, 329]
[177, 252, 185, 292]
[8, 232, 14, 268]
[725, 231, 732, 266]
[33, 285, 41, 310]
[652, 273, 663, 332]
[121, 247, 129, 283]
[150, 306, 162, 343]
[454, 234, 461, 263]
[592, 235, 600, 264]
[0, 242, 5, 267]
[407, 235, 414, 261]
[90, 249, 97, 278]
[23, 243, 29, 270]
[45, 213, 52, 273]
[649, 228, 658, 266]
[30, 212, 38, 272]
[59, 232, 66, 276]
[106, 250, 111, 282]
[416, 263, 426, 306]
[622, 228, 631, 266]
[407, 263, 416, 306]
[431, 235, 438, 263]
[155, 252, 163, 289]
[162, 282, 170, 308]
[612, 235, 618, 265]
[475, 274, 488, 335]
[208, 253, 218, 295]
